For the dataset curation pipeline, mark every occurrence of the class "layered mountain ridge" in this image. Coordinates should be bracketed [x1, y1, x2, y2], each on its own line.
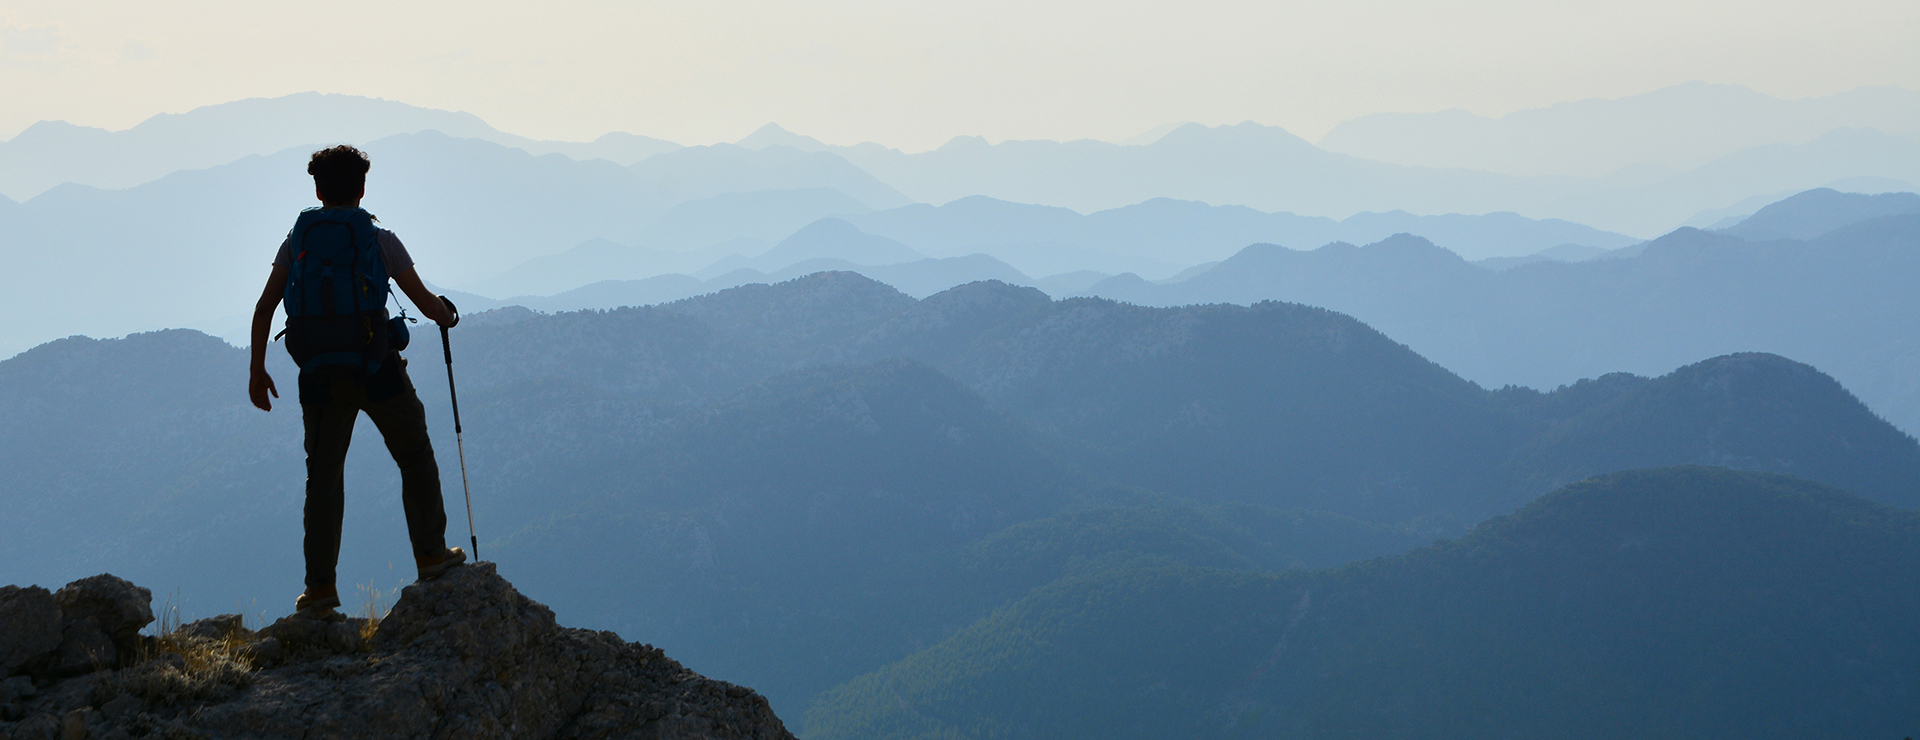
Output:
[2, 271, 1915, 722]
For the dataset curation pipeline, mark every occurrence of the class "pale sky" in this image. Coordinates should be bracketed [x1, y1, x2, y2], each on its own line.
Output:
[2, 0, 1916, 151]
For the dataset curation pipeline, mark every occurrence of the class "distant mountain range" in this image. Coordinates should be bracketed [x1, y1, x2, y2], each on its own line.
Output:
[5, 85, 1915, 242]
[467, 194, 1640, 300]
[799, 120, 1917, 236]
[1083, 192, 1920, 434]
[0, 92, 681, 201]
[0, 132, 909, 357]
[4, 272, 1916, 722]
[0, 126, 1659, 357]
[1318, 81, 1920, 177]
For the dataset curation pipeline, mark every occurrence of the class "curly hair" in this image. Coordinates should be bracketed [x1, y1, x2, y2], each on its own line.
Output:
[308, 145, 371, 203]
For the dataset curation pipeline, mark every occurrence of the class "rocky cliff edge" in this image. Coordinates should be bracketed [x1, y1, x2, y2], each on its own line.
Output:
[0, 563, 795, 740]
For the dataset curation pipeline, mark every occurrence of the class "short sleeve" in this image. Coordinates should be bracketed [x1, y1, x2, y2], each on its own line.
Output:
[376, 230, 415, 274]
[273, 237, 293, 267]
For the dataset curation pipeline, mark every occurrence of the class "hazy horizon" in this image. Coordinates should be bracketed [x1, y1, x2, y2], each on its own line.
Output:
[3, 0, 1916, 149]
[4, 81, 1915, 157]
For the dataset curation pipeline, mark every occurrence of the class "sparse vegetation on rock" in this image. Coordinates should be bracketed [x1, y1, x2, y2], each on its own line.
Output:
[0, 564, 794, 740]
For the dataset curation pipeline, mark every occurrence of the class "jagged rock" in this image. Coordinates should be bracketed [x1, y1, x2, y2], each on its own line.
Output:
[175, 614, 247, 642]
[0, 564, 795, 740]
[51, 576, 153, 667]
[10, 712, 61, 740]
[255, 614, 368, 657]
[45, 620, 116, 678]
[0, 586, 62, 676]
[1, 675, 38, 722]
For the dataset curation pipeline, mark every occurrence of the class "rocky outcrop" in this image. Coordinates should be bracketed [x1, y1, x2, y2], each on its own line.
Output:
[0, 576, 152, 683]
[0, 564, 795, 740]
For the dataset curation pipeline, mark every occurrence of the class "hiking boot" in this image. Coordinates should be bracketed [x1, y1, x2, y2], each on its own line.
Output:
[416, 546, 467, 581]
[294, 585, 341, 619]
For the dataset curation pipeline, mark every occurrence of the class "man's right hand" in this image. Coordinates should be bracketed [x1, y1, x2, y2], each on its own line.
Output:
[438, 295, 460, 328]
[250, 367, 279, 411]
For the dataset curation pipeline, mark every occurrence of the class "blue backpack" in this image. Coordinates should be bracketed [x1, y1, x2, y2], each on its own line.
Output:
[281, 207, 392, 373]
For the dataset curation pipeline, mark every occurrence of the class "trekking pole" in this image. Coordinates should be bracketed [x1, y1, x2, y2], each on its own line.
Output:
[438, 297, 479, 561]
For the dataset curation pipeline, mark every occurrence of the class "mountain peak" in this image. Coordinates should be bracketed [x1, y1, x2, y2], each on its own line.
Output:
[1723, 187, 1920, 241]
[1151, 121, 1316, 152]
[737, 123, 828, 152]
[0, 563, 795, 739]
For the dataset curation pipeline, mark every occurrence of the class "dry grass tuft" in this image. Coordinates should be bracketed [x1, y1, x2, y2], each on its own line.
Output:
[116, 593, 258, 705]
[356, 583, 391, 643]
[116, 631, 257, 705]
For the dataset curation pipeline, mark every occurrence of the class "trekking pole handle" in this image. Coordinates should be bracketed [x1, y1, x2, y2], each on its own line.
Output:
[437, 294, 459, 370]
[440, 326, 462, 435]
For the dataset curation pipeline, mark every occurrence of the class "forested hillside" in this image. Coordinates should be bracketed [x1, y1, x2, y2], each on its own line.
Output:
[807, 467, 1920, 740]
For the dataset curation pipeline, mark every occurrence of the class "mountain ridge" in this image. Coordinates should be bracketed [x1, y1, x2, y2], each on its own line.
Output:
[805, 466, 1920, 740]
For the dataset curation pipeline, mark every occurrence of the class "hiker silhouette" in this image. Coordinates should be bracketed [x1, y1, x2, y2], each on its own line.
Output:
[247, 144, 468, 618]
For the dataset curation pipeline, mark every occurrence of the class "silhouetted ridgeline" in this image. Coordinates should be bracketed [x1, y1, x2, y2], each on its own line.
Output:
[2, 273, 1917, 721]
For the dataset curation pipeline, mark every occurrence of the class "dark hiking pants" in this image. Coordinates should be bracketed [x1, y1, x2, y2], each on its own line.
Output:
[299, 357, 448, 589]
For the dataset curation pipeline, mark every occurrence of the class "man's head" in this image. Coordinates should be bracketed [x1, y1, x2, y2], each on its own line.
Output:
[308, 145, 370, 205]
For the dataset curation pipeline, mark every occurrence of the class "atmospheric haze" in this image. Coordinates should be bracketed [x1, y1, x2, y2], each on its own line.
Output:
[3, 0, 1917, 149]
[2, 3, 1920, 739]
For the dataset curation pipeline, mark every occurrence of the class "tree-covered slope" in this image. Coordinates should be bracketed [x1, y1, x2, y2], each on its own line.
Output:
[1501, 352, 1920, 510]
[806, 467, 1920, 740]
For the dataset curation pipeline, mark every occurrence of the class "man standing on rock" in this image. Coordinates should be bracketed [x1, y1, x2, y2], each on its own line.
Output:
[247, 145, 467, 618]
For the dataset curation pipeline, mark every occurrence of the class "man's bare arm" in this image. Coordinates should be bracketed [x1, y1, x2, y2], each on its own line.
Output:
[249, 264, 289, 411]
[393, 268, 458, 327]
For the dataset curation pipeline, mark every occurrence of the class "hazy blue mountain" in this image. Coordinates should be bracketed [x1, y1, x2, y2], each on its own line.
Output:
[517, 130, 684, 165]
[430, 193, 1639, 312]
[736, 123, 831, 152]
[823, 118, 1920, 236]
[845, 195, 1635, 274]
[503, 274, 712, 312]
[1557, 126, 1920, 231]
[479, 252, 1035, 311]
[627, 143, 912, 209]
[846, 255, 1033, 298]
[1318, 82, 1920, 176]
[0, 92, 681, 201]
[472, 188, 874, 297]
[1083, 206, 1920, 434]
[1030, 270, 1113, 296]
[748, 217, 925, 269]
[1473, 243, 1607, 271]
[742, 254, 1032, 299]
[467, 238, 690, 299]
[1720, 186, 1920, 240]
[806, 467, 1920, 740]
